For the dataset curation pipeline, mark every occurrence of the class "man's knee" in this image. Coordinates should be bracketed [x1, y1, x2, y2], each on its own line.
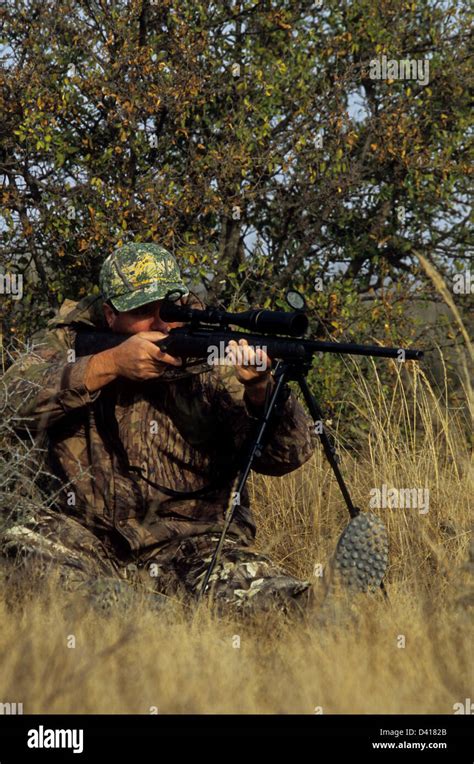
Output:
[0, 508, 120, 586]
[151, 533, 313, 614]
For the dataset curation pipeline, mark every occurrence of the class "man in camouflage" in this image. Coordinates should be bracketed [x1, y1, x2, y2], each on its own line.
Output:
[1, 243, 317, 615]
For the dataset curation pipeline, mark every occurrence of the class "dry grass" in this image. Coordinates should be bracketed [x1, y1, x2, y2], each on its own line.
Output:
[0, 355, 472, 714]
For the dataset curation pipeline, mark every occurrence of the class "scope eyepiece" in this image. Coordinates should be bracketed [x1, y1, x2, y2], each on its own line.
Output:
[160, 301, 193, 322]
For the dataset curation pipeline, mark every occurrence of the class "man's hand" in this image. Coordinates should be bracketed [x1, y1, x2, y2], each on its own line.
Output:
[110, 331, 182, 381]
[227, 338, 274, 407]
[84, 331, 181, 392]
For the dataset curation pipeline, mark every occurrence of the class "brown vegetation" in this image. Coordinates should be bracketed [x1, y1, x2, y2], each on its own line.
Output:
[0, 355, 471, 714]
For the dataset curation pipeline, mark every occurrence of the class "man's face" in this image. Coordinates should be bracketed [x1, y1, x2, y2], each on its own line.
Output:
[103, 298, 184, 334]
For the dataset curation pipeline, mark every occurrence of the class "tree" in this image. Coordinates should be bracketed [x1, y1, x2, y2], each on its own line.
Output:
[0, 0, 471, 340]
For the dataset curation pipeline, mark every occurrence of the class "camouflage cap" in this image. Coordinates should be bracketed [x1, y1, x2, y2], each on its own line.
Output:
[100, 243, 189, 312]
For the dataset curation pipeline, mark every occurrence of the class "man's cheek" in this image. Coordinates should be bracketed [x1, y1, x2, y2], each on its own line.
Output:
[127, 317, 154, 333]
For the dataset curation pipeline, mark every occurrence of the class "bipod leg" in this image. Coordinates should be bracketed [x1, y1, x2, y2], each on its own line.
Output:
[296, 371, 359, 520]
[296, 372, 389, 600]
[198, 364, 292, 601]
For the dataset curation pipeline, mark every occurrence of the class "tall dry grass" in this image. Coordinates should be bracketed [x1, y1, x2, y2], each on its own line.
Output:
[0, 354, 472, 714]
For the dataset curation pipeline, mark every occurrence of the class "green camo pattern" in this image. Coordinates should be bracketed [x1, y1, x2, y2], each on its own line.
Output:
[100, 242, 189, 311]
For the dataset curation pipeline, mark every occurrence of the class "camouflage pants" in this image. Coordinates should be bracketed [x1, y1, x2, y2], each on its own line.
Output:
[0, 509, 312, 616]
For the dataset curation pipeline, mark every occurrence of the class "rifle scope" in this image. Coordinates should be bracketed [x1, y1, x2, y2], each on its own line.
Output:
[160, 301, 309, 337]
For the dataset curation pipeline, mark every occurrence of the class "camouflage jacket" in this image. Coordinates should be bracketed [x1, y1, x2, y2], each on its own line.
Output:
[2, 294, 315, 552]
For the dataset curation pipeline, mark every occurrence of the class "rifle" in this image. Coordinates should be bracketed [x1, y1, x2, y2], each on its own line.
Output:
[74, 292, 424, 601]
[75, 301, 423, 365]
